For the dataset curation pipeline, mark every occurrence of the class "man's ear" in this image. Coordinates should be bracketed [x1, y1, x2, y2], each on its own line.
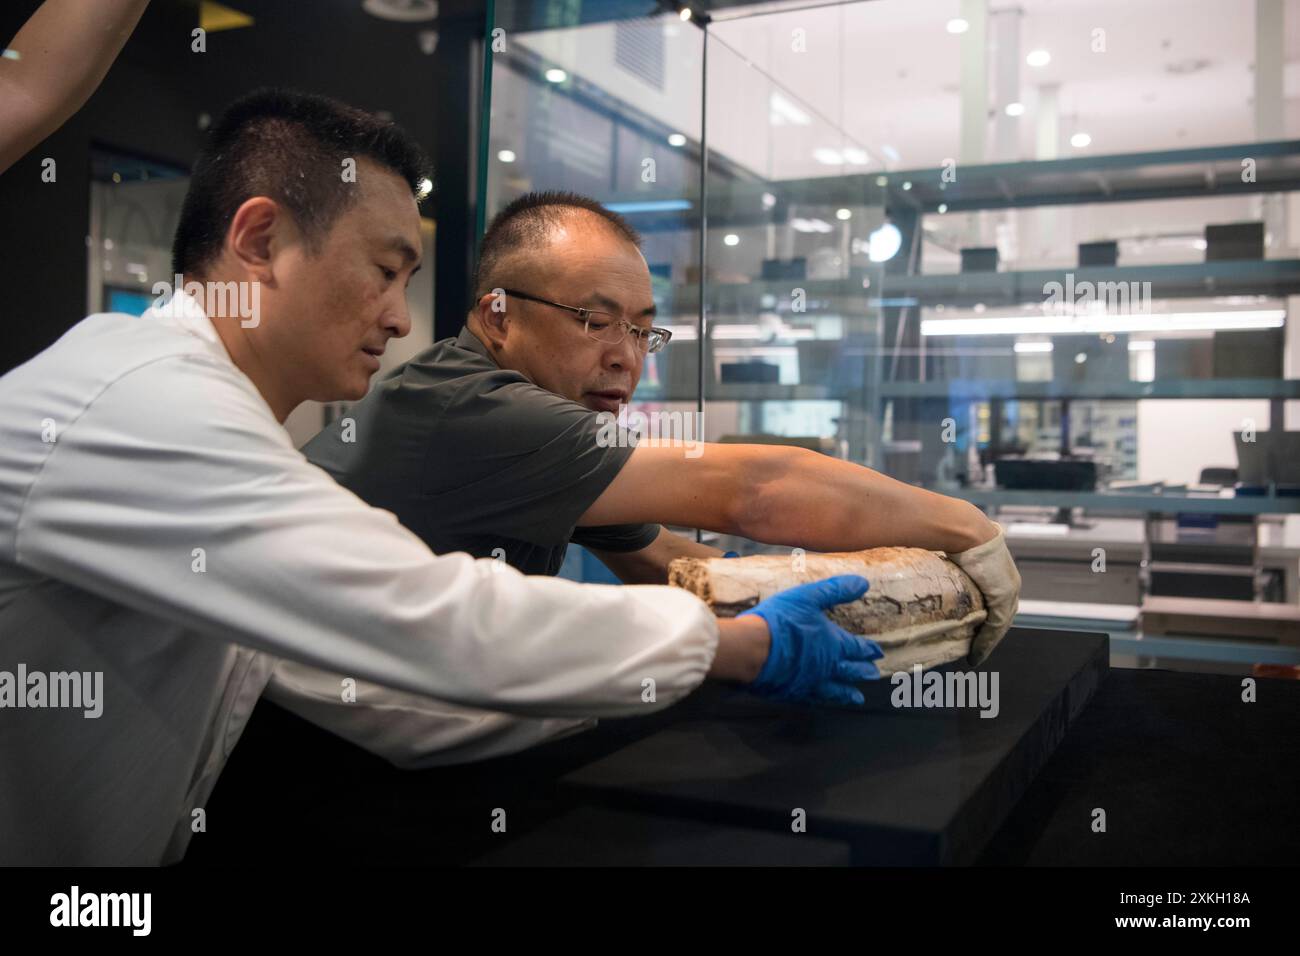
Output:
[226, 196, 283, 285]
[474, 290, 511, 349]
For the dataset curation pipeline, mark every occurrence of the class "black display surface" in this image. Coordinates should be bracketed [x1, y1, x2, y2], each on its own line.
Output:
[469, 805, 852, 866]
[189, 627, 1299, 866]
[560, 630, 1108, 865]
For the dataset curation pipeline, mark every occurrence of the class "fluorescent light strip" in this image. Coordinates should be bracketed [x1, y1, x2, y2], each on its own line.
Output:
[603, 199, 692, 214]
[655, 326, 819, 342]
[920, 310, 1286, 336]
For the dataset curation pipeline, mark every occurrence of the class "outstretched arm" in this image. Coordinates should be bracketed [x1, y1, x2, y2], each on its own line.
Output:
[580, 443, 996, 554]
[0, 0, 151, 174]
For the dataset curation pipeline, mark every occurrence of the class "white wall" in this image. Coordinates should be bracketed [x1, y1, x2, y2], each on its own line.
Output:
[1137, 399, 1271, 484]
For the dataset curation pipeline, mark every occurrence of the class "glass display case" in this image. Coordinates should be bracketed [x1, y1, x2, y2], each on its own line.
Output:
[479, 0, 1300, 592]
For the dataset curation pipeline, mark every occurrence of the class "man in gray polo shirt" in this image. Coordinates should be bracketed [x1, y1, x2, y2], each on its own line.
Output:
[304, 191, 1021, 665]
[305, 309, 656, 577]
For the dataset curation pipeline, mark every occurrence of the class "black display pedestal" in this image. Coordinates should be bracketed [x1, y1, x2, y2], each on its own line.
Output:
[558, 630, 1107, 865]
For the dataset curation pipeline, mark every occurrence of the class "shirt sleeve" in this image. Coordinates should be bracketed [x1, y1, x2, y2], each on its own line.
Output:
[418, 373, 643, 547]
[264, 657, 597, 769]
[14, 352, 718, 719]
[571, 522, 661, 553]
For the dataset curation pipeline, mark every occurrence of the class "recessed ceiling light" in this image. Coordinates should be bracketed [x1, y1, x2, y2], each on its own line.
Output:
[1071, 132, 1092, 148]
[836, 208, 852, 220]
[769, 92, 812, 127]
[902, 181, 912, 191]
[363, 0, 438, 22]
[938, 203, 948, 214]
[496, 150, 516, 163]
[946, 18, 969, 34]
[1026, 49, 1051, 67]
[723, 233, 740, 246]
[545, 68, 567, 83]
[667, 133, 687, 147]
[868, 223, 903, 262]
[1005, 101, 1025, 117]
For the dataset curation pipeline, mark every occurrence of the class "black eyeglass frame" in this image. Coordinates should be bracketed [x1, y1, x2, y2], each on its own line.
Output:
[497, 288, 672, 354]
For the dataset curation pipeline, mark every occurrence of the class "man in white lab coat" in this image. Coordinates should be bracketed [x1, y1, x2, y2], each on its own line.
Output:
[0, 89, 882, 865]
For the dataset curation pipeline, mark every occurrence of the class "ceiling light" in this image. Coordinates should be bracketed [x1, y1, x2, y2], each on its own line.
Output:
[813, 148, 843, 165]
[946, 18, 969, 34]
[1005, 102, 1025, 117]
[868, 222, 903, 262]
[496, 150, 516, 163]
[667, 133, 687, 147]
[938, 203, 948, 214]
[680, 7, 692, 21]
[791, 217, 833, 233]
[1071, 132, 1092, 148]
[1027, 49, 1051, 67]
[836, 208, 852, 220]
[363, 0, 438, 21]
[723, 233, 740, 246]
[545, 68, 567, 83]
[769, 92, 811, 126]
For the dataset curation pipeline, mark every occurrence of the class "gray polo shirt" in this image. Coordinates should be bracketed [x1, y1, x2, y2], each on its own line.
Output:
[301, 327, 658, 576]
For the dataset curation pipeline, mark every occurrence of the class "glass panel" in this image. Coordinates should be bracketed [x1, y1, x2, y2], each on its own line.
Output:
[694, 0, 1296, 514]
[482, 3, 707, 578]
[477, 0, 1300, 617]
[703, 5, 887, 555]
[484, 3, 705, 422]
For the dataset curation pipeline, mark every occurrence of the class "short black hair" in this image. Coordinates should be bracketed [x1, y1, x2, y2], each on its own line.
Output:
[171, 88, 431, 277]
[470, 190, 641, 301]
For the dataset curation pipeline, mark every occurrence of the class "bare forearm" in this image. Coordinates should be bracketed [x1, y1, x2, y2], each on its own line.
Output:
[0, 0, 151, 173]
[740, 447, 996, 554]
[709, 616, 769, 683]
[594, 527, 723, 584]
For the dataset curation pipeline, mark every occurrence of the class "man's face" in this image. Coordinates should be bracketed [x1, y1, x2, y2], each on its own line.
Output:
[263, 161, 423, 402]
[489, 219, 655, 414]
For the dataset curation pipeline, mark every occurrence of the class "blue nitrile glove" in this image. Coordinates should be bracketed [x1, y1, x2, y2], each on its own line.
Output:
[740, 575, 884, 706]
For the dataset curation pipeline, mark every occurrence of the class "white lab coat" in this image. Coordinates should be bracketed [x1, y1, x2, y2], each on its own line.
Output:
[0, 294, 718, 865]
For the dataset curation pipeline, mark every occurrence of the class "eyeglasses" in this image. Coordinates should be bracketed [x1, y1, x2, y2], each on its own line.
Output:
[498, 288, 672, 354]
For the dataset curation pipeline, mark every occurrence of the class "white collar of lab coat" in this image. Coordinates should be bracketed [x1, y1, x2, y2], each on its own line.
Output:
[141, 288, 232, 362]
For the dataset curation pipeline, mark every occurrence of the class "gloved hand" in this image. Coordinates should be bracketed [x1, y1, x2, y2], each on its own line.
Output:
[947, 522, 1021, 667]
[740, 575, 884, 706]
